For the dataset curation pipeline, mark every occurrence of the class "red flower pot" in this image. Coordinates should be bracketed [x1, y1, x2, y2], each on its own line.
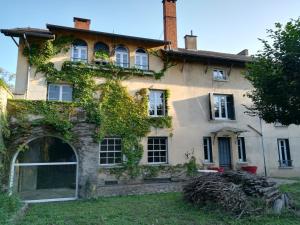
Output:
[208, 167, 224, 173]
[241, 166, 257, 174]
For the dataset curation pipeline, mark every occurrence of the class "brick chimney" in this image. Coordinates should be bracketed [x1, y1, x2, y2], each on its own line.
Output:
[163, 0, 177, 49]
[184, 31, 197, 50]
[73, 17, 91, 30]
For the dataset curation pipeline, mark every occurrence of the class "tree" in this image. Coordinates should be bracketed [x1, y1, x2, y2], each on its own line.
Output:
[245, 18, 300, 125]
[0, 67, 15, 91]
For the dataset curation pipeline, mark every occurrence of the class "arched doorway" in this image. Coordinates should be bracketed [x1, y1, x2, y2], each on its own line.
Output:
[10, 136, 78, 203]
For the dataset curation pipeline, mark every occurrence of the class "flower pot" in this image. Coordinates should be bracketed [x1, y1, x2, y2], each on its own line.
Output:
[208, 167, 224, 173]
[241, 166, 257, 174]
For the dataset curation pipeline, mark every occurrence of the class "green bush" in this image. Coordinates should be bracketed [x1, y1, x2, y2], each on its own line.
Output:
[0, 192, 21, 224]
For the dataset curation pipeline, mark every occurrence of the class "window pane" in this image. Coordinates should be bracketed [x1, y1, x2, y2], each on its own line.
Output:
[214, 96, 220, 118]
[62, 85, 73, 102]
[48, 84, 60, 101]
[100, 138, 122, 165]
[147, 137, 167, 164]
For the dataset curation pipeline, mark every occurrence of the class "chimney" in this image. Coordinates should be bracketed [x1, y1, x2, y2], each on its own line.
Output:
[73, 17, 91, 30]
[237, 49, 249, 56]
[163, 0, 178, 49]
[184, 30, 197, 50]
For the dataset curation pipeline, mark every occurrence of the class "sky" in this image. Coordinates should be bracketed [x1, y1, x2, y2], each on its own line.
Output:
[0, 0, 300, 74]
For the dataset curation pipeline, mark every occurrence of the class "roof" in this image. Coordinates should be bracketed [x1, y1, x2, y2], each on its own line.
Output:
[46, 24, 169, 47]
[0, 27, 54, 39]
[163, 48, 252, 65]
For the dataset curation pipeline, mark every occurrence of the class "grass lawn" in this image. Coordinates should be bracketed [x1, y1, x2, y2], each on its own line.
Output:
[0, 193, 21, 225]
[18, 183, 300, 225]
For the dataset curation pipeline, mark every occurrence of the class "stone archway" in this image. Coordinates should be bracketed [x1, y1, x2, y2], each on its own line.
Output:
[10, 136, 78, 203]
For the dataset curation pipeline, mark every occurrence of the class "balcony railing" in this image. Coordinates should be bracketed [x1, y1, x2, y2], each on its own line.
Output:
[278, 160, 293, 167]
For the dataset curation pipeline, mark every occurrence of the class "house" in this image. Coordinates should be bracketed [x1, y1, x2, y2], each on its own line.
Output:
[1, 0, 299, 203]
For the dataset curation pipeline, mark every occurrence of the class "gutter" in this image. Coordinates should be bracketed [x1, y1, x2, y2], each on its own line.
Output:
[23, 33, 31, 99]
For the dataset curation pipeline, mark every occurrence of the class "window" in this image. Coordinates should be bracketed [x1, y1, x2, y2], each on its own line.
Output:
[94, 42, 109, 64]
[213, 69, 227, 81]
[148, 137, 168, 164]
[99, 138, 122, 165]
[48, 84, 73, 102]
[277, 139, 292, 167]
[212, 94, 235, 120]
[115, 46, 129, 68]
[203, 137, 213, 163]
[71, 39, 88, 62]
[149, 90, 166, 116]
[135, 48, 148, 70]
[237, 137, 246, 162]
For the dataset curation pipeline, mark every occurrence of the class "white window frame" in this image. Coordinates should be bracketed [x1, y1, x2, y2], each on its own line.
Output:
[237, 137, 247, 162]
[115, 46, 129, 68]
[147, 137, 168, 165]
[135, 49, 148, 70]
[214, 95, 228, 120]
[71, 45, 88, 62]
[149, 90, 166, 117]
[99, 137, 122, 166]
[277, 139, 291, 167]
[203, 137, 213, 163]
[213, 69, 227, 81]
[47, 84, 73, 102]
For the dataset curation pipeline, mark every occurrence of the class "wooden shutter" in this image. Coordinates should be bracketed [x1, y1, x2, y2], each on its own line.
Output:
[226, 95, 236, 120]
[241, 137, 246, 162]
[209, 137, 213, 162]
[208, 93, 215, 120]
[285, 139, 291, 161]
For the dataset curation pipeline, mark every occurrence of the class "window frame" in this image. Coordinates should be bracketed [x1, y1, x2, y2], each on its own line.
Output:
[71, 40, 88, 63]
[99, 137, 122, 166]
[277, 138, 292, 167]
[237, 137, 247, 162]
[115, 45, 129, 68]
[213, 68, 228, 81]
[47, 84, 73, 102]
[147, 137, 168, 165]
[210, 93, 235, 120]
[148, 89, 166, 117]
[203, 137, 213, 163]
[135, 48, 149, 70]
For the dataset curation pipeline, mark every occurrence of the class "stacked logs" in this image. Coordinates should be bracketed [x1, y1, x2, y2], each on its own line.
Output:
[221, 171, 281, 204]
[183, 173, 249, 214]
[183, 171, 288, 215]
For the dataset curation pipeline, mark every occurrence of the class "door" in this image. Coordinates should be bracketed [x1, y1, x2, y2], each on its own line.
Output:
[218, 137, 232, 169]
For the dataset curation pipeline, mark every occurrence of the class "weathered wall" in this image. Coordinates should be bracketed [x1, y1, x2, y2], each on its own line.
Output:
[12, 33, 300, 178]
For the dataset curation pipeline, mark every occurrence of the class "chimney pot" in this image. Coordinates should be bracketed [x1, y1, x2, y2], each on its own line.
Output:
[73, 17, 91, 30]
[163, 0, 178, 49]
[184, 32, 197, 50]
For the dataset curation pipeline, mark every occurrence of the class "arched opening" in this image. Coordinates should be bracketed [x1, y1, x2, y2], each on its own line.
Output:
[71, 39, 88, 62]
[135, 48, 148, 70]
[10, 136, 78, 203]
[115, 45, 129, 68]
[94, 42, 110, 65]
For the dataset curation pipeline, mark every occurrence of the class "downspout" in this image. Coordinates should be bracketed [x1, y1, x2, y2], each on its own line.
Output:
[247, 121, 267, 177]
[23, 33, 31, 99]
[259, 118, 267, 177]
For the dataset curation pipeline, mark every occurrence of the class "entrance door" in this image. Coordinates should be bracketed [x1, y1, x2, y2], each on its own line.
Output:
[218, 137, 231, 169]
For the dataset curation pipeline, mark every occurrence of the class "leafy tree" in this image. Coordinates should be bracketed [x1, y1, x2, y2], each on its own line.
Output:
[0, 67, 15, 90]
[245, 18, 300, 125]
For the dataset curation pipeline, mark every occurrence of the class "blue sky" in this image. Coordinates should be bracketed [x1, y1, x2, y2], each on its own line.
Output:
[0, 0, 300, 73]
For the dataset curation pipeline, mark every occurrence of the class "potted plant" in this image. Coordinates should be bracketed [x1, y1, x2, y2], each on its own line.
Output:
[241, 166, 258, 174]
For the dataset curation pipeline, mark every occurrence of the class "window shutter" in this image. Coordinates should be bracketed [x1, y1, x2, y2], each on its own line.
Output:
[241, 137, 246, 161]
[209, 93, 214, 120]
[226, 95, 236, 120]
[48, 84, 60, 101]
[285, 139, 291, 161]
[208, 137, 213, 162]
[164, 91, 168, 116]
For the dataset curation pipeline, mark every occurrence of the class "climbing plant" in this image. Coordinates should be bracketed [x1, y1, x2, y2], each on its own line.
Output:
[0, 35, 177, 178]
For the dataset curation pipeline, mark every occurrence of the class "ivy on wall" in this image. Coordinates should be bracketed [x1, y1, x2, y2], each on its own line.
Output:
[1, 36, 177, 179]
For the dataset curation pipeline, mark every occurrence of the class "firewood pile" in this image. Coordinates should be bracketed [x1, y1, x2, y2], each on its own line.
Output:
[183, 173, 249, 214]
[221, 171, 280, 204]
[183, 171, 292, 215]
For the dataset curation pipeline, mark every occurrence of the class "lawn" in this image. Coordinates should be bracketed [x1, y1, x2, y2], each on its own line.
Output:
[0, 193, 21, 225]
[17, 183, 300, 225]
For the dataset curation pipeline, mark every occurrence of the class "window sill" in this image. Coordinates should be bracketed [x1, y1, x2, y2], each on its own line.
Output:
[213, 79, 229, 82]
[203, 161, 215, 165]
[147, 163, 169, 166]
[236, 161, 248, 165]
[278, 166, 294, 169]
[99, 164, 123, 169]
[210, 119, 236, 123]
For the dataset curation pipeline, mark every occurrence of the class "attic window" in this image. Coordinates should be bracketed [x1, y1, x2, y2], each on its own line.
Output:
[213, 69, 227, 81]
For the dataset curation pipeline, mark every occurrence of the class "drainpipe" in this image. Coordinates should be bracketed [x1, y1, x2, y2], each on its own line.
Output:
[247, 120, 267, 177]
[23, 34, 31, 99]
[259, 118, 267, 177]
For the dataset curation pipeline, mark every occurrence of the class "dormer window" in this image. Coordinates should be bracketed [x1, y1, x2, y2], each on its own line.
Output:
[115, 46, 129, 68]
[135, 48, 148, 70]
[71, 39, 88, 62]
[213, 69, 227, 81]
